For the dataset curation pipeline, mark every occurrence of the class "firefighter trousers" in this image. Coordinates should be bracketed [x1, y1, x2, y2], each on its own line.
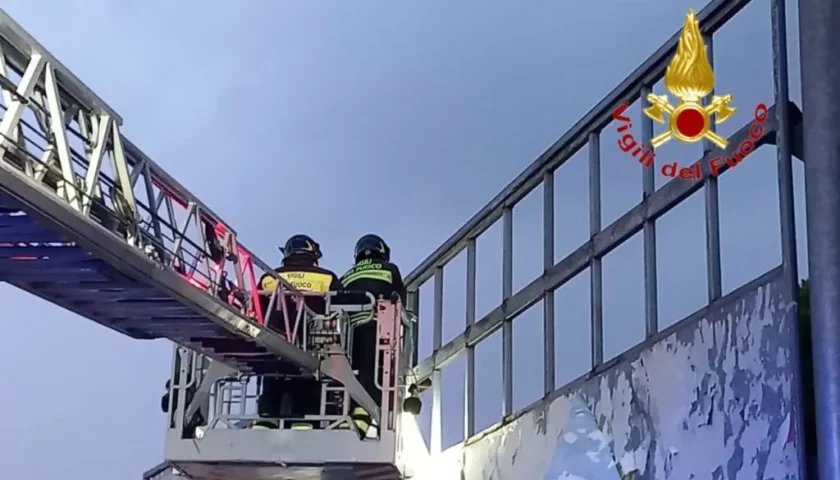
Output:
[350, 321, 379, 419]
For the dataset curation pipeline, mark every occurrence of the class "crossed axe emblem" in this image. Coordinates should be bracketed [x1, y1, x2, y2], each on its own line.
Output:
[644, 93, 736, 149]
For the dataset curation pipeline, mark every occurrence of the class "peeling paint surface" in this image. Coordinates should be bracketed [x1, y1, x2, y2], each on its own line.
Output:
[411, 272, 802, 479]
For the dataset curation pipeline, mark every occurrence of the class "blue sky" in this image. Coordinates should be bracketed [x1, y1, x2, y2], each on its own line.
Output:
[0, 1, 808, 478]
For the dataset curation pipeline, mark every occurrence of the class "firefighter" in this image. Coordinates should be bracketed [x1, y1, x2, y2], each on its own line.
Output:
[258, 234, 342, 322]
[340, 234, 405, 436]
[255, 234, 342, 430]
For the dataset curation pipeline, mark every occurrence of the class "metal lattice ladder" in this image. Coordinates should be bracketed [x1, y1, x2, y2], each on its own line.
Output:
[0, 9, 414, 480]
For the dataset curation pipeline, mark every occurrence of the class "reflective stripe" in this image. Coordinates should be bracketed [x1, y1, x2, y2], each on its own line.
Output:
[278, 271, 333, 292]
[349, 311, 373, 325]
[341, 269, 392, 285]
[352, 406, 369, 417]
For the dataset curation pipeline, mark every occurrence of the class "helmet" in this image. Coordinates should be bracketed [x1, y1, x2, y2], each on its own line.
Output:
[354, 234, 390, 262]
[280, 234, 322, 260]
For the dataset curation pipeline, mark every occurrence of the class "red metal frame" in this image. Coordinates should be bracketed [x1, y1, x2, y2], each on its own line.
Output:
[151, 179, 266, 325]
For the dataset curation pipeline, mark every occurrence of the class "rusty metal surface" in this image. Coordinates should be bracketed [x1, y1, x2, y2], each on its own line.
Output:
[410, 269, 800, 479]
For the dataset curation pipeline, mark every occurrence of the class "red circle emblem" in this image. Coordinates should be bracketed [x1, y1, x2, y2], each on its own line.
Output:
[675, 107, 706, 138]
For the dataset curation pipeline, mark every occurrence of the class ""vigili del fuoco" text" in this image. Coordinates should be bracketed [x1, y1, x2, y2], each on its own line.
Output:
[611, 102, 769, 180]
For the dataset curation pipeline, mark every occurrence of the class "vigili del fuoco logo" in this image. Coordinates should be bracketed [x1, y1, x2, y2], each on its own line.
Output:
[611, 9, 768, 181]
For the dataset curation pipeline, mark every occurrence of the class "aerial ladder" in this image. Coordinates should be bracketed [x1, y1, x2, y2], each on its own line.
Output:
[0, 9, 421, 480]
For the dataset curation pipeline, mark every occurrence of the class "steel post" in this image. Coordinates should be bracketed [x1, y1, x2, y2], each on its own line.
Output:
[799, 0, 840, 475]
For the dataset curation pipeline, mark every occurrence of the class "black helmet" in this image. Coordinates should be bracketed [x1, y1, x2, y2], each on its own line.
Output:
[280, 234, 322, 260]
[355, 234, 390, 262]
